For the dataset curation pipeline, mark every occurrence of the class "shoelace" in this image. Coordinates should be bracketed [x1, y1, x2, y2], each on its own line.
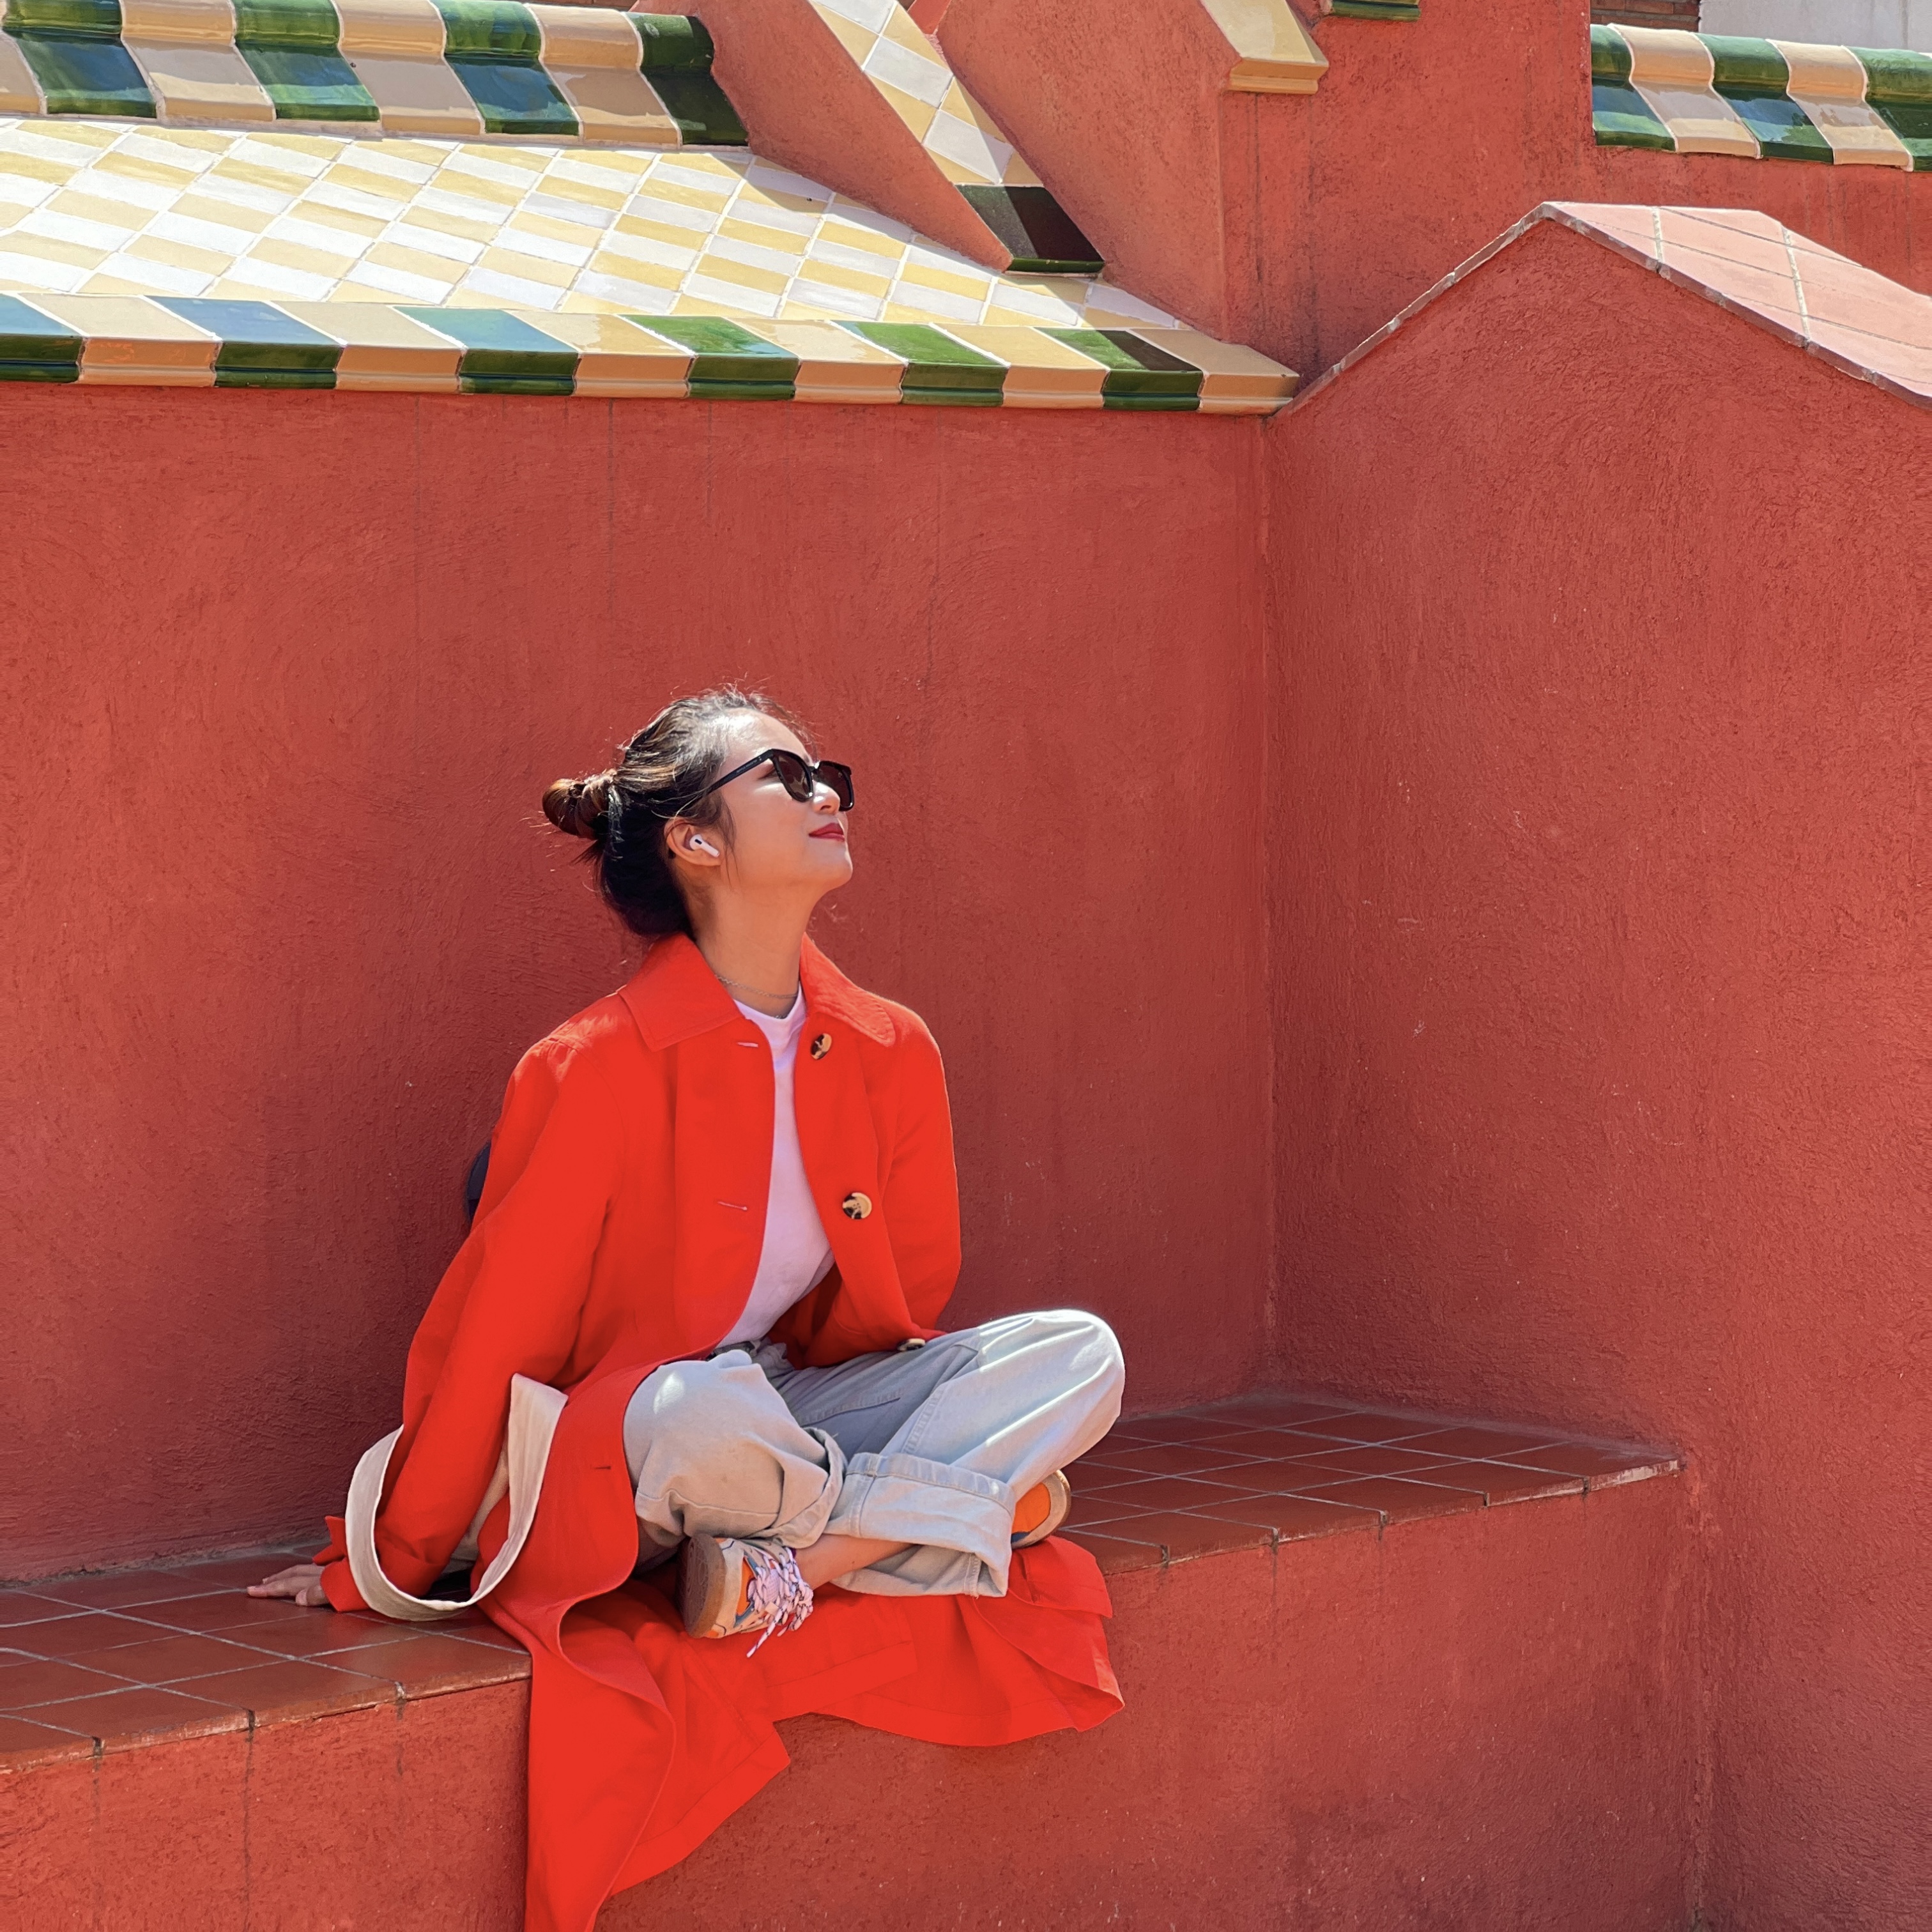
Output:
[742, 1543, 815, 1657]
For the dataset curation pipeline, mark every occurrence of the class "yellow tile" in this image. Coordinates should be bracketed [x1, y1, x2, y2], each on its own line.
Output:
[792, 256, 891, 298]
[943, 323, 1105, 407]
[394, 201, 496, 244]
[761, 318, 903, 404]
[125, 233, 234, 275]
[47, 188, 155, 229]
[521, 308, 689, 396]
[291, 203, 386, 240]
[335, 0, 444, 57]
[245, 236, 364, 279]
[897, 259, 992, 300]
[362, 238, 465, 282]
[717, 215, 808, 257]
[344, 55, 484, 139]
[690, 250, 788, 296]
[735, 181, 829, 218]
[0, 33, 45, 112]
[36, 291, 217, 383]
[632, 177, 732, 215]
[870, 75, 937, 141]
[277, 298, 463, 390]
[171, 190, 275, 234]
[613, 212, 715, 250]
[475, 243, 574, 288]
[0, 231, 112, 271]
[96, 152, 204, 191]
[584, 249, 682, 291]
[321, 163, 419, 204]
[0, 152, 88, 190]
[1130, 325, 1296, 410]
[815, 219, 903, 261]
[526, 172, 628, 215]
[814, 7, 876, 61]
[208, 157, 317, 195]
[505, 208, 607, 248]
[456, 142, 547, 176]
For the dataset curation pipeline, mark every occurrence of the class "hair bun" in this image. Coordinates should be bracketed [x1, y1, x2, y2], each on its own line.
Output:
[542, 770, 613, 841]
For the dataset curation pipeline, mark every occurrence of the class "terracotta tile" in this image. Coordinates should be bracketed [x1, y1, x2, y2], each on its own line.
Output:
[1197, 1394, 1354, 1427]
[30, 1570, 229, 1613]
[1655, 205, 1798, 277]
[182, 1658, 396, 1726]
[1075, 1476, 1259, 1514]
[17, 1613, 175, 1659]
[1072, 1443, 1265, 1478]
[28, 1685, 247, 1752]
[1287, 1476, 1486, 1523]
[434, 1618, 525, 1654]
[1418, 1461, 1585, 1505]
[1492, 1445, 1679, 1483]
[1059, 1460, 1153, 1492]
[1790, 252, 1932, 349]
[1113, 1512, 1272, 1564]
[85, 1632, 284, 1684]
[0, 1655, 139, 1709]
[1803, 322, 1932, 401]
[1192, 1493, 1382, 1542]
[1198, 1457, 1354, 1493]
[1395, 1426, 1564, 1459]
[1059, 1531, 1162, 1576]
[200, 1609, 397, 1657]
[167, 1552, 321, 1591]
[0, 1590, 78, 1629]
[1661, 249, 1807, 337]
[316, 1634, 529, 1697]
[0, 1712, 96, 1771]
[1273, 1445, 1461, 1479]
[1107, 1414, 1262, 1444]
[1287, 1412, 1439, 1445]
[137, 1593, 322, 1636]
[1198, 1427, 1344, 1455]
[1062, 1489, 1149, 1531]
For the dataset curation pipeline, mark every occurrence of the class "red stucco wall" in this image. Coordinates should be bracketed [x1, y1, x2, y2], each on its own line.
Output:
[0, 390, 1269, 1579]
[942, 0, 1932, 378]
[1268, 219, 1932, 1931]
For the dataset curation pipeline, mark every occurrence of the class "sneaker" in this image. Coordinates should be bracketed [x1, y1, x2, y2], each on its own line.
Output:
[1011, 1469, 1072, 1549]
[678, 1533, 815, 1653]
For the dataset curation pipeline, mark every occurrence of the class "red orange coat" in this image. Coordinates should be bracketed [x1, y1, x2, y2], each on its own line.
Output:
[315, 935, 1121, 1931]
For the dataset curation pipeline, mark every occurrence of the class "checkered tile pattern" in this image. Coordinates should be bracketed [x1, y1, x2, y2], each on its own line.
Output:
[0, 119, 1154, 320]
[0, 0, 746, 146]
[1593, 26, 1932, 167]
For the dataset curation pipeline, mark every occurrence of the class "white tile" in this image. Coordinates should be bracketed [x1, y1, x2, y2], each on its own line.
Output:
[96, 249, 214, 293]
[337, 144, 439, 185]
[17, 207, 134, 251]
[808, 235, 898, 275]
[442, 149, 544, 187]
[461, 263, 565, 306]
[572, 268, 677, 311]
[597, 227, 696, 272]
[624, 192, 720, 234]
[264, 213, 368, 257]
[650, 160, 740, 194]
[744, 160, 832, 204]
[548, 157, 643, 193]
[231, 135, 331, 177]
[493, 225, 593, 269]
[148, 209, 257, 254]
[0, 126, 105, 166]
[413, 184, 505, 224]
[310, 178, 406, 220]
[922, 107, 1008, 182]
[521, 190, 615, 229]
[0, 172, 56, 209]
[887, 277, 978, 319]
[685, 269, 779, 315]
[814, 0, 896, 33]
[66, 167, 180, 213]
[191, 172, 295, 216]
[705, 232, 801, 275]
[863, 35, 952, 107]
[119, 132, 217, 174]
[387, 219, 484, 263]
[223, 252, 335, 299]
[788, 275, 883, 319]
[344, 256, 450, 300]
[0, 248, 89, 292]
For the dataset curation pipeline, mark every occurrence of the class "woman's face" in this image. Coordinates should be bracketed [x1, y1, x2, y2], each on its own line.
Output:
[668, 710, 852, 900]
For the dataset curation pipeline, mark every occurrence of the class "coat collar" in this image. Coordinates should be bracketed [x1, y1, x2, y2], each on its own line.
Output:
[618, 931, 896, 1050]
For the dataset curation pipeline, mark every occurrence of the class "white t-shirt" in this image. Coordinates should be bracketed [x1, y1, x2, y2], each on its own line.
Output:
[720, 992, 836, 1346]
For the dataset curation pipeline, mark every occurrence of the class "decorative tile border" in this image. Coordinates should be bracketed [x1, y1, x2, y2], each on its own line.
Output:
[806, 0, 1098, 271]
[0, 0, 746, 145]
[1195, 0, 1329, 93]
[0, 119, 1164, 322]
[1591, 25, 1932, 167]
[0, 288, 1298, 404]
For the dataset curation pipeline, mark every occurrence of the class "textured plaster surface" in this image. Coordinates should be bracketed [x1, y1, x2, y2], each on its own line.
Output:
[0, 389, 1268, 1577]
[1268, 217, 1932, 1931]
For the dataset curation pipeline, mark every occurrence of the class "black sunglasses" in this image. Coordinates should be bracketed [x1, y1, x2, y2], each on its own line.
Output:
[675, 748, 855, 815]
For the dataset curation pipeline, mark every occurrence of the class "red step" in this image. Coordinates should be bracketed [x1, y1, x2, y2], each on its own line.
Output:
[2, 1393, 1688, 1929]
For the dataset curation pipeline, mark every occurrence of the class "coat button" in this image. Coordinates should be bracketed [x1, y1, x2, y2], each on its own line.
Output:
[810, 1034, 832, 1059]
[841, 1191, 872, 1221]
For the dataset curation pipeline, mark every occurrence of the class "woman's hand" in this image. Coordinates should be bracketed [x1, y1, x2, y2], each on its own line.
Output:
[248, 1562, 331, 1609]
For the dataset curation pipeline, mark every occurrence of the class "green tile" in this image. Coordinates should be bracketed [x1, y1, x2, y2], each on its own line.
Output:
[636, 315, 793, 399]
[397, 305, 576, 394]
[0, 292, 80, 383]
[1590, 26, 1673, 151]
[1857, 47, 1932, 167]
[841, 320, 1001, 406]
[645, 68, 746, 143]
[631, 12, 714, 70]
[433, 0, 576, 136]
[1328, 1, 1420, 17]
[956, 185, 1101, 275]
[6, 0, 157, 118]
[158, 297, 341, 388]
[233, 0, 377, 122]
[1705, 35, 1829, 160]
[1043, 327, 1200, 411]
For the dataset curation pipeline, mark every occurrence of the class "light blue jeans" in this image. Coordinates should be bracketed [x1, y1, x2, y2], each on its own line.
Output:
[621, 1310, 1124, 1597]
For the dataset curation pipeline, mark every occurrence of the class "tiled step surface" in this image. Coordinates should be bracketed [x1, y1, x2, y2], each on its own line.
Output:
[0, 1389, 1675, 1774]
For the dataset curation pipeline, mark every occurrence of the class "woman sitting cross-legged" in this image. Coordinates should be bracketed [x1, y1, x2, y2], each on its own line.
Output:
[250, 688, 1126, 1932]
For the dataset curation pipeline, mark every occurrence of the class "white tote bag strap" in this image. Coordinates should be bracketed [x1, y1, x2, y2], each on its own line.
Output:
[345, 1372, 569, 1623]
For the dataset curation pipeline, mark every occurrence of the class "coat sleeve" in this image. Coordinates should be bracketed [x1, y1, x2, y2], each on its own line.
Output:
[318, 1036, 626, 1609]
[880, 1013, 963, 1331]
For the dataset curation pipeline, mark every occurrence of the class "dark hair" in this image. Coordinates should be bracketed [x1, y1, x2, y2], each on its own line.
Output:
[542, 687, 809, 940]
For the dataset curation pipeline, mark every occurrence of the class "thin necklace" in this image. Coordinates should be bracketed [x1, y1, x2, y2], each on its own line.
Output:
[715, 968, 798, 1003]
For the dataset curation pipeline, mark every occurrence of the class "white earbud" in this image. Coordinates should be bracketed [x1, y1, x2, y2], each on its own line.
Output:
[691, 836, 717, 855]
